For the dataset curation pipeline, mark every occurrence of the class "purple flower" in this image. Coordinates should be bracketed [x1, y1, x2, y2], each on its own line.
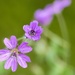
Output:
[0, 36, 32, 72]
[61, 0, 71, 7]
[53, 0, 71, 14]
[34, 0, 71, 25]
[34, 5, 53, 25]
[23, 20, 43, 41]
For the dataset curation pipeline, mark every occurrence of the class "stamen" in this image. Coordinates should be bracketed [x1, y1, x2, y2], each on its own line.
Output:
[12, 52, 17, 57]
[29, 30, 36, 36]
[11, 48, 19, 57]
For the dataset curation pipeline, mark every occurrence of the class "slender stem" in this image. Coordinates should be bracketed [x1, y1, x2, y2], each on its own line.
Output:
[56, 13, 70, 43]
[56, 13, 70, 62]
[56, 13, 70, 42]
[17, 36, 26, 41]
[43, 28, 69, 49]
[17, 36, 32, 45]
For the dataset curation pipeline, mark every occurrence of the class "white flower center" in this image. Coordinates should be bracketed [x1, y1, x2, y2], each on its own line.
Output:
[11, 48, 19, 57]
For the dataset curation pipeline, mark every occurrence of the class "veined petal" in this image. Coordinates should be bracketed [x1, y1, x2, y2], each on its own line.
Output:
[18, 42, 32, 53]
[10, 36, 17, 48]
[0, 52, 11, 61]
[0, 49, 10, 54]
[18, 42, 28, 48]
[20, 54, 31, 62]
[23, 25, 31, 33]
[30, 20, 38, 30]
[11, 56, 17, 72]
[25, 33, 31, 39]
[4, 38, 13, 49]
[4, 57, 13, 69]
[32, 35, 40, 41]
[17, 55, 27, 68]
[36, 26, 43, 34]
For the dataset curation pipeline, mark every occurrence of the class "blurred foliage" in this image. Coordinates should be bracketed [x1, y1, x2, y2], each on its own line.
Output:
[0, 0, 75, 75]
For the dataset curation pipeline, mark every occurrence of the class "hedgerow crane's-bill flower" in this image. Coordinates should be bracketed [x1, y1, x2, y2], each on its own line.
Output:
[34, 5, 53, 25]
[23, 20, 43, 41]
[0, 36, 32, 72]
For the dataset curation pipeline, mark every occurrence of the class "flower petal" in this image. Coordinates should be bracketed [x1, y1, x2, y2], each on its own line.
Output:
[30, 20, 38, 30]
[0, 52, 11, 61]
[20, 54, 31, 62]
[40, 15, 53, 25]
[62, 0, 71, 7]
[53, 1, 64, 14]
[35, 26, 43, 34]
[18, 42, 28, 48]
[10, 36, 17, 48]
[17, 55, 27, 68]
[0, 49, 10, 55]
[23, 25, 31, 33]
[18, 42, 32, 53]
[44, 4, 53, 14]
[25, 33, 31, 39]
[4, 57, 13, 69]
[34, 9, 53, 25]
[32, 35, 40, 41]
[4, 38, 13, 49]
[11, 56, 17, 72]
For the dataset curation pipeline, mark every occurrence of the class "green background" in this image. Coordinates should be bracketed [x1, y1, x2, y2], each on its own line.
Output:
[0, 0, 74, 75]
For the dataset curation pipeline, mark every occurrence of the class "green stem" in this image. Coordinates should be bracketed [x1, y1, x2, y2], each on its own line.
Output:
[43, 28, 69, 49]
[44, 13, 70, 62]
[56, 13, 70, 62]
[56, 13, 70, 42]
[17, 36, 32, 45]
[17, 36, 26, 41]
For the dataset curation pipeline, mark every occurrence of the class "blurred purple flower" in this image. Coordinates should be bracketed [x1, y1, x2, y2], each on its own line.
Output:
[23, 20, 43, 41]
[34, 0, 71, 25]
[53, 0, 71, 14]
[34, 4, 53, 25]
[0, 36, 32, 72]
[61, 0, 71, 7]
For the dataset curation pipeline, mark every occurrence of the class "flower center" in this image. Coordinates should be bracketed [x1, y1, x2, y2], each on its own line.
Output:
[11, 48, 19, 56]
[12, 52, 17, 57]
[29, 30, 36, 36]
